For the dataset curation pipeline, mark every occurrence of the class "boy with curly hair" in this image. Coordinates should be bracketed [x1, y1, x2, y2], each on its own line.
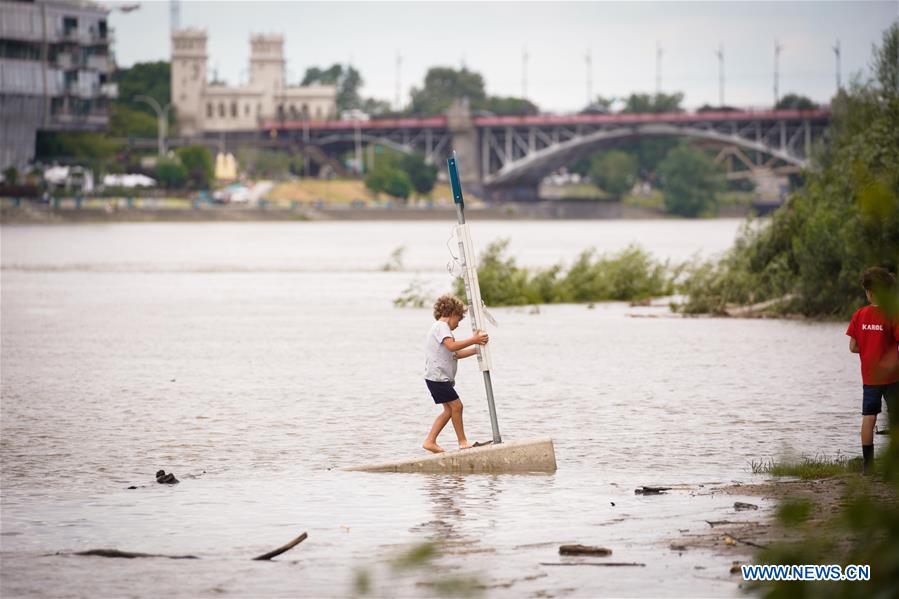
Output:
[847, 266, 899, 473]
[422, 294, 489, 453]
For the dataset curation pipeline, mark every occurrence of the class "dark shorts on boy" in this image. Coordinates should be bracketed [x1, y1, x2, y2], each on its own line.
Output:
[862, 382, 899, 415]
[425, 379, 459, 404]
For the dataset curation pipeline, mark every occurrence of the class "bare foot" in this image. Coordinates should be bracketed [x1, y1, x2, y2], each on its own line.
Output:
[458, 441, 473, 450]
[422, 442, 445, 454]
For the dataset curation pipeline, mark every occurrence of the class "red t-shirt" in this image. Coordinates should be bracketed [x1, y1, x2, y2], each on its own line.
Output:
[846, 305, 899, 385]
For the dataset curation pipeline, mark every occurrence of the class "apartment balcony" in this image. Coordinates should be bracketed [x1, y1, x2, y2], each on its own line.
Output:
[56, 52, 75, 70]
[86, 55, 108, 72]
[100, 83, 118, 99]
[50, 111, 109, 130]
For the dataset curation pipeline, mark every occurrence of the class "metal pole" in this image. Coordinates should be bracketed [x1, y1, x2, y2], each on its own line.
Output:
[833, 39, 841, 90]
[774, 39, 782, 106]
[303, 117, 309, 176]
[448, 152, 502, 445]
[134, 95, 169, 156]
[716, 44, 724, 107]
[522, 46, 528, 99]
[354, 121, 362, 175]
[655, 42, 663, 97]
[585, 49, 592, 105]
[395, 52, 402, 112]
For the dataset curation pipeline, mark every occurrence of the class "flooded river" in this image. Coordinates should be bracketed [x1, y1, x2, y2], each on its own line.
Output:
[1, 220, 862, 597]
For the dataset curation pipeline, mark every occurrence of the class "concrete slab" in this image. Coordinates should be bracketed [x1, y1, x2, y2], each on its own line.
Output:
[342, 437, 557, 474]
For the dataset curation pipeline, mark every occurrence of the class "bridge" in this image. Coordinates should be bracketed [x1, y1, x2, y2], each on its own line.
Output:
[146, 103, 832, 201]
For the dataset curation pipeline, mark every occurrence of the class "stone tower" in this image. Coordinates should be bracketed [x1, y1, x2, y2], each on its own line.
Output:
[171, 29, 208, 136]
[249, 34, 285, 117]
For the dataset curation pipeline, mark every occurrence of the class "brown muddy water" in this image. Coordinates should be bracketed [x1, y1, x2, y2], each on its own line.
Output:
[0, 221, 865, 597]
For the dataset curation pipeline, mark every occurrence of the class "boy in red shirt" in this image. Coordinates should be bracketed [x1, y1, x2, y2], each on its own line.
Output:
[846, 267, 899, 473]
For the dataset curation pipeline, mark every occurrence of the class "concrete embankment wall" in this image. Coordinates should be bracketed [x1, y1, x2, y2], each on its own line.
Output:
[0, 200, 751, 224]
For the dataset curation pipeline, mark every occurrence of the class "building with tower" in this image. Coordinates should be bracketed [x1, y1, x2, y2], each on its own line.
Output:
[171, 30, 336, 136]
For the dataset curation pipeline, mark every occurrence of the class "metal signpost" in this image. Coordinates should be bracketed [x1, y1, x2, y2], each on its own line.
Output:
[447, 152, 502, 445]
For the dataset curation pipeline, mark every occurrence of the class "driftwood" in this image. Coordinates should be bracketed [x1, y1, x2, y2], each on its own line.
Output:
[634, 486, 671, 495]
[252, 531, 308, 561]
[725, 294, 799, 317]
[559, 544, 612, 556]
[75, 549, 198, 559]
[705, 520, 742, 527]
[541, 562, 645, 567]
[74, 531, 308, 561]
[724, 534, 768, 549]
[734, 501, 759, 511]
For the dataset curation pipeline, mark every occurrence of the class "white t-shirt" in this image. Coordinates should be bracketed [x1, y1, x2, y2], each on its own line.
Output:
[424, 320, 457, 382]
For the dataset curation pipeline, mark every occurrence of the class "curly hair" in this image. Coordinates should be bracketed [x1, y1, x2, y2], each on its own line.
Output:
[433, 294, 466, 320]
[862, 266, 896, 291]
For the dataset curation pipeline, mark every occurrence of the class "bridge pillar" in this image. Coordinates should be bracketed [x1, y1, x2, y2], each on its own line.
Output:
[446, 99, 483, 198]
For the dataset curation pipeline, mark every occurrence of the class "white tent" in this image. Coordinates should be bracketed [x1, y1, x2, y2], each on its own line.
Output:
[103, 174, 156, 188]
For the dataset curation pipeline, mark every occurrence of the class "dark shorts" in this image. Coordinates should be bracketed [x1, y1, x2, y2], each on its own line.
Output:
[425, 380, 459, 404]
[862, 382, 899, 416]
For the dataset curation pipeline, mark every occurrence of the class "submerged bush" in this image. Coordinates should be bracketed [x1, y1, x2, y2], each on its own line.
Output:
[451, 239, 673, 307]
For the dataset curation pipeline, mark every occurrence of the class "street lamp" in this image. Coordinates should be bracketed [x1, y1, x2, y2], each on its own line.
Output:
[134, 95, 173, 156]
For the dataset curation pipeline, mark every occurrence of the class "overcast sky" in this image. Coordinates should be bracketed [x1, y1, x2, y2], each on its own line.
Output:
[108, 1, 898, 112]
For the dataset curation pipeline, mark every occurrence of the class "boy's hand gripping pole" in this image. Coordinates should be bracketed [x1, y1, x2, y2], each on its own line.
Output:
[448, 152, 502, 445]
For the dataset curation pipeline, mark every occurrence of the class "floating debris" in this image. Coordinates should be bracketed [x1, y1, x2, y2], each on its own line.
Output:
[75, 549, 197, 560]
[73, 531, 308, 562]
[156, 470, 179, 484]
[559, 545, 612, 556]
[635, 486, 671, 495]
[734, 502, 759, 511]
[541, 562, 644, 567]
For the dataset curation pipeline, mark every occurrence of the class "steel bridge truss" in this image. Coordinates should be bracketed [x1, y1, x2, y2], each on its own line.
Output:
[480, 114, 829, 187]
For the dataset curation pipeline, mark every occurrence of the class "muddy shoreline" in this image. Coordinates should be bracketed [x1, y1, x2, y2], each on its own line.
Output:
[673, 475, 895, 560]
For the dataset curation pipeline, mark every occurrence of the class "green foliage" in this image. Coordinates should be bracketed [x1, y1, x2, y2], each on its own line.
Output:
[451, 240, 672, 306]
[353, 542, 483, 597]
[409, 67, 487, 116]
[679, 24, 899, 317]
[621, 92, 684, 114]
[365, 164, 412, 199]
[583, 95, 616, 113]
[364, 150, 433, 199]
[400, 153, 437, 195]
[775, 93, 817, 110]
[776, 499, 814, 527]
[302, 64, 362, 112]
[382, 246, 405, 272]
[2, 166, 19, 185]
[481, 95, 538, 116]
[406, 66, 540, 117]
[658, 144, 724, 217]
[108, 103, 158, 138]
[113, 61, 171, 120]
[155, 158, 187, 188]
[589, 150, 638, 197]
[176, 145, 213, 189]
[360, 97, 395, 117]
[35, 131, 120, 162]
[750, 455, 859, 480]
[237, 148, 292, 179]
[390, 543, 437, 570]
[393, 276, 433, 308]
